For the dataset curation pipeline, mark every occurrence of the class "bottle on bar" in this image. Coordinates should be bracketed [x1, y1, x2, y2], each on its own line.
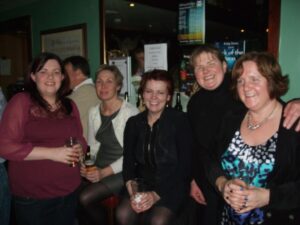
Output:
[124, 92, 129, 102]
[174, 92, 183, 111]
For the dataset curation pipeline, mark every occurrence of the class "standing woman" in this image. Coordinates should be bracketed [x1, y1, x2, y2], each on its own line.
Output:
[78, 65, 139, 225]
[0, 52, 86, 225]
[212, 52, 300, 224]
[117, 69, 193, 225]
[187, 44, 300, 225]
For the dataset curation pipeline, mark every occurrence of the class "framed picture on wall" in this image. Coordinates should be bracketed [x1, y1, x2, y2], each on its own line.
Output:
[41, 24, 87, 59]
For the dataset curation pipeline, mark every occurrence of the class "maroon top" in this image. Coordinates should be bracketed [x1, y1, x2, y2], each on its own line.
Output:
[0, 92, 87, 199]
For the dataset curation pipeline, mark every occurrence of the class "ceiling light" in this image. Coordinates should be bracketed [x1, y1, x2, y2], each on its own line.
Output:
[240, 29, 245, 33]
[129, 3, 135, 7]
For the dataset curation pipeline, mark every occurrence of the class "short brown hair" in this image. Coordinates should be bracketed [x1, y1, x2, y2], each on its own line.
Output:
[232, 51, 289, 99]
[139, 69, 174, 97]
[95, 64, 123, 91]
[190, 44, 226, 68]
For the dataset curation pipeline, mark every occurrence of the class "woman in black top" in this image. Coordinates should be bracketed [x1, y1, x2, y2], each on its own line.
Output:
[187, 44, 300, 225]
[116, 69, 193, 225]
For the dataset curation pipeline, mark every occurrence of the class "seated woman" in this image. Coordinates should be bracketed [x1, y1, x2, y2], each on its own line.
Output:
[0, 52, 86, 225]
[209, 52, 300, 225]
[78, 65, 139, 225]
[116, 69, 193, 225]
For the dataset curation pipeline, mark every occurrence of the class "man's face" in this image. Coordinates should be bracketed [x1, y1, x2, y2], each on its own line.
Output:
[64, 63, 77, 89]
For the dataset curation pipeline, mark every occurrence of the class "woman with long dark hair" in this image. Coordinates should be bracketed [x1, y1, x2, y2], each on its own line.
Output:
[0, 52, 86, 225]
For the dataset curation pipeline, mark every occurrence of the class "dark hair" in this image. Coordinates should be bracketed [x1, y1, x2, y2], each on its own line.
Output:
[190, 44, 227, 68]
[26, 52, 72, 114]
[232, 51, 289, 99]
[95, 64, 123, 92]
[63, 55, 90, 77]
[139, 69, 174, 101]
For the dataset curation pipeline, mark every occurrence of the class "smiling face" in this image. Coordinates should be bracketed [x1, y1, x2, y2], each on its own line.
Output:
[95, 69, 120, 101]
[143, 79, 170, 118]
[30, 59, 64, 101]
[193, 52, 227, 90]
[237, 60, 271, 111]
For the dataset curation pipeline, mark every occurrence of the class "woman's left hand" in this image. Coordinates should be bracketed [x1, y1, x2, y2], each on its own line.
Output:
[237, 186, 270, 213]
[85, 166, 113, 183]
[131, 191, 160, 213]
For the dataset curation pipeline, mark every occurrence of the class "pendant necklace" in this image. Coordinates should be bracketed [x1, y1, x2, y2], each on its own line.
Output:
[247, 103, 277, 130]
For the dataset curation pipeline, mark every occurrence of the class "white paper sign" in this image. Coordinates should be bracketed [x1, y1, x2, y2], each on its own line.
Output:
[144, 43, 168, 71]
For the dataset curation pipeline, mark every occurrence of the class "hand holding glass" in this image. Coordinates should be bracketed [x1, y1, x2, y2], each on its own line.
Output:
[65, 137, 78, 167]
[84, 154, 97, 173]
[130, 178, 146, 209]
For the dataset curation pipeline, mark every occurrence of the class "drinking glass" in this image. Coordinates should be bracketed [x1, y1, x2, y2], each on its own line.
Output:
[130, 178, 146, 209]
[65, 136, 78, 167]
[84, 154, 97, 173]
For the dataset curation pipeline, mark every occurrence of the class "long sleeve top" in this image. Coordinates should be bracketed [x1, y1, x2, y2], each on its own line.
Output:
[68, 78, 99, 139]
[122, 108, 193, 212]
[187, 75, 243, 190]
[88, 100, 139, 173]
[0, 92, 87, 199]
[207, 103, 300, 223]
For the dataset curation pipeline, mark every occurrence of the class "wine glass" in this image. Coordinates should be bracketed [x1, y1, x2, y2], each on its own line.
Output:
[65, 136, 78, 167]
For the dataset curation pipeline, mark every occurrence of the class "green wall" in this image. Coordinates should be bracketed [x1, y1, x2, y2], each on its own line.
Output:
[279, 0, 300, 100]
[0, 0, 101, 76]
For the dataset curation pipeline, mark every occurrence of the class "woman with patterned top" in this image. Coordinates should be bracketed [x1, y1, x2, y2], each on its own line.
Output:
[212, 52, 300, 225]
[78, 65, 139, 225]
[0, 52, 86, 225]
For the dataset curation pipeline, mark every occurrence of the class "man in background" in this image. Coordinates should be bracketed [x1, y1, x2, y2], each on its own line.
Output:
[64, 56, 99, 139]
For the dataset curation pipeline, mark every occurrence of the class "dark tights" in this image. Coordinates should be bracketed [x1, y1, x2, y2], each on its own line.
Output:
[116, 198, 174, 225]
[78, 181, 112, 225]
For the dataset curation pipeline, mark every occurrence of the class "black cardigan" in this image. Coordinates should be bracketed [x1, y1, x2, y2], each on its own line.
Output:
[207, 102, 300, 224]
[122, 107, 193, 212]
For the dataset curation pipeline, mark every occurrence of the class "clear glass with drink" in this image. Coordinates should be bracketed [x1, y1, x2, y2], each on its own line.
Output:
[130, 178, 146, 209]
[84, 154, 97, 173]
[65, 136, 78, 167]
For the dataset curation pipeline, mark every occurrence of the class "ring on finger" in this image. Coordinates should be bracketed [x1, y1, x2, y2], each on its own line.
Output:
[242, 202, 247, 208]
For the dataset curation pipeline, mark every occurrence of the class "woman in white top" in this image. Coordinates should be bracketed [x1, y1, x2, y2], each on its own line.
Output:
[78, 65, 139, 225]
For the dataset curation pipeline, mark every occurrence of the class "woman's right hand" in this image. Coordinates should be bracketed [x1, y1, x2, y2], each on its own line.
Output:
[51, 144, 81, 165]
[190, 179, 207, 205]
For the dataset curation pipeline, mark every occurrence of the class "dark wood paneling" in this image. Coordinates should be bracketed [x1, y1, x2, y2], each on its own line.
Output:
[268, 0, 280, 58]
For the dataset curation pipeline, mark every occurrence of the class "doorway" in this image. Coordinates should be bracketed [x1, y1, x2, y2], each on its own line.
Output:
[0, 16, 32, 100]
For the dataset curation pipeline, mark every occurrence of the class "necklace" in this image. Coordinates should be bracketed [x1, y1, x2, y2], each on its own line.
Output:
[246, 103, 277, 130]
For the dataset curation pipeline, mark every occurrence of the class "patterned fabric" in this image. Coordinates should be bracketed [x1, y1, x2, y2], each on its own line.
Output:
[221, 131, 278, 225]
